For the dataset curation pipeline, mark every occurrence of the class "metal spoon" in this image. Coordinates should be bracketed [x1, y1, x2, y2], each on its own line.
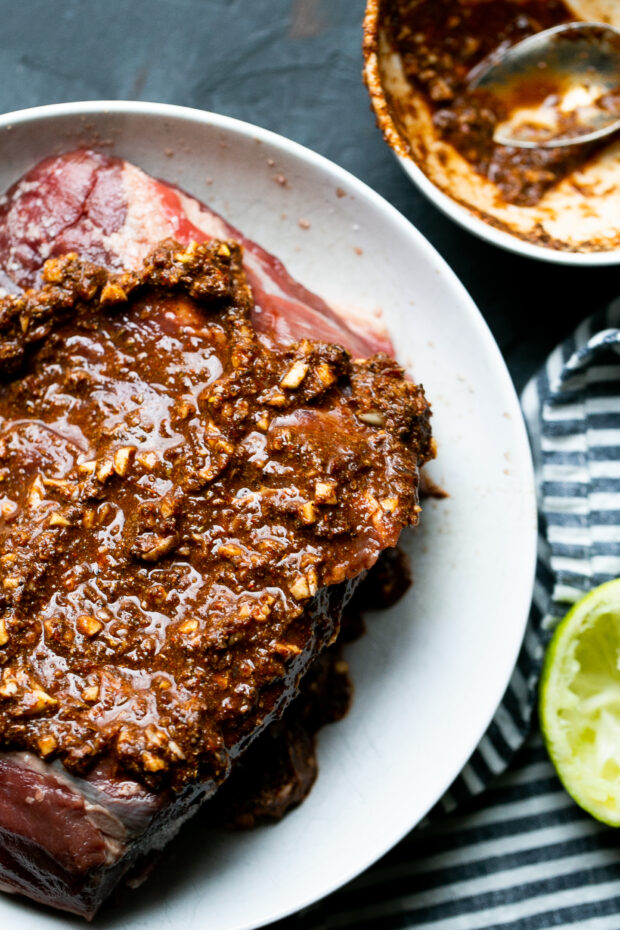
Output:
[468, 21, 620, 149]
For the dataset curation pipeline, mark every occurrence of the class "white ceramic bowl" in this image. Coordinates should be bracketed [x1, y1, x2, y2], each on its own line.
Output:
[363, 0, 620, 266]
[394, 152, 620, 267]
[0, 101, 537, 930]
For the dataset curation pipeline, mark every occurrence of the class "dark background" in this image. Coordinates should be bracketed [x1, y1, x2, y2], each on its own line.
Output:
[1, 0, 618, 390]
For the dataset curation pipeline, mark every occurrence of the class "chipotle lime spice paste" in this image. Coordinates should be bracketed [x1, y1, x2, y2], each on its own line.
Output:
[384, 0, 596, 206]
[0, 239, 432, 792]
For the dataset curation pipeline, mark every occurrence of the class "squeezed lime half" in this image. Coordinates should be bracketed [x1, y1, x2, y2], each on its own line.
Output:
[540, 578, 620, 825]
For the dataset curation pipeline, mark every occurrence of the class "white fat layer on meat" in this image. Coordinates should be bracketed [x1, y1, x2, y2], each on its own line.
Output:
[174, 186, 295, 300]
[175, 184, 391, 348]
[60, 159, 390, 356]
[4, 751, 127, 861]
[103, 164, 180, 269]
[175, 185, 230, 240]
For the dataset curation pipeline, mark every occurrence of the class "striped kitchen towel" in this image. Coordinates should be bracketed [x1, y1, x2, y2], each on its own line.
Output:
[278, 300, 620, 929]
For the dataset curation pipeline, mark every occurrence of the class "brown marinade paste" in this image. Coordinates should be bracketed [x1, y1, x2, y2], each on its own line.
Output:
[385, 0, 598, 206]
[214, 545, 412, 828]
[0, 239, 431, 792]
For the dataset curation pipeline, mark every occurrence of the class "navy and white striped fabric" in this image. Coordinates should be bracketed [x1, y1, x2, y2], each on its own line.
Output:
[280, 301, 620, 930]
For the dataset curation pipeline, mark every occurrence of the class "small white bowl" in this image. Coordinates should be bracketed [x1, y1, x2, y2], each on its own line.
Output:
[363, 0, 620, 266]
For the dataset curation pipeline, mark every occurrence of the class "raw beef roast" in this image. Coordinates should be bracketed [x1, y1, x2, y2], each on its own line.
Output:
[0, 149, 392, 356]
[0, 153, 431, 919]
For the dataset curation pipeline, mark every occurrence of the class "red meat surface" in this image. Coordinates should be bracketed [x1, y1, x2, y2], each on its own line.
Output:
[0, 152, 418, 921]
[0, 149, 392, 356]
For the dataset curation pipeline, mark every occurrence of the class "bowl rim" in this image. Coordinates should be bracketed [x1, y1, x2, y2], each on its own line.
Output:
[0, 98, 538, 928]
[362, 0, 620, 267]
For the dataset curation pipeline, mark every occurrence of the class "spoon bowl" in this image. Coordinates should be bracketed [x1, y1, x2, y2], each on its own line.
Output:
[469, 21, 620, 149]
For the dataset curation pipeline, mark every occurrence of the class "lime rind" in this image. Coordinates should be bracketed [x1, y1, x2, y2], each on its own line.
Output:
[540, 578, 620, 826]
